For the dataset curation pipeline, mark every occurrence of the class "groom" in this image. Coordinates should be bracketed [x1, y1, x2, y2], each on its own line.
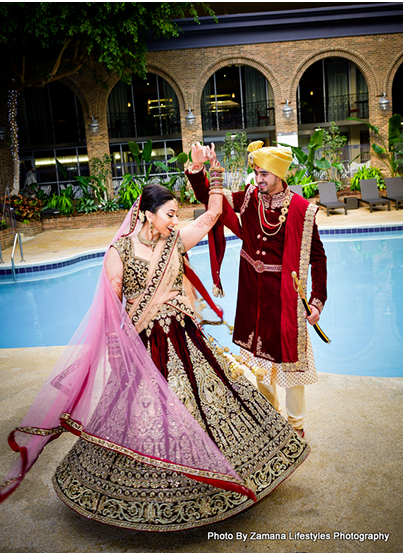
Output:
[186, 141, 327, 436]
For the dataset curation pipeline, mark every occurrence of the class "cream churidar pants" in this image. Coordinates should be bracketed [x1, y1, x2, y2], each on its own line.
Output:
[257, 381, 305, 430]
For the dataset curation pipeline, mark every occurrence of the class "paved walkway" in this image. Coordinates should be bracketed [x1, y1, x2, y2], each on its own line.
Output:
[1, 204, 403, 553]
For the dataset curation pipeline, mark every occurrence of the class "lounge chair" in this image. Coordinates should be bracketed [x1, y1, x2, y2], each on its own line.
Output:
[289, 185, 303, 196]
[317, 182, 348, 216]
[384, 176, 403, 210]
[359, 179, 391, 212]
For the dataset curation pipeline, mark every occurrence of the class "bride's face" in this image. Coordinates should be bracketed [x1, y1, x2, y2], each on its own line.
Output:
[150, 199, 179, 237]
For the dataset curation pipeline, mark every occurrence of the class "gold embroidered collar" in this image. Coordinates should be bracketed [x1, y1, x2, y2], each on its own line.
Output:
[260, 184, 289, 210]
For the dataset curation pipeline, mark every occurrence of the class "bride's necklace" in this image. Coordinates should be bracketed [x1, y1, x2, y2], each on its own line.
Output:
[137, 231, 158, 250]
[258, 190, 291, 237]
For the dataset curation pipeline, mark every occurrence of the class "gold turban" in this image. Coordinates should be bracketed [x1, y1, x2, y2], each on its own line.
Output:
[247, 142, 293, 180]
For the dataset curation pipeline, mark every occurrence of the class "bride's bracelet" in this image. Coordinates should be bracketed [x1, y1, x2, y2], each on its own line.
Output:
[209, 166, 224, 188]
[188, 163, 206, 174]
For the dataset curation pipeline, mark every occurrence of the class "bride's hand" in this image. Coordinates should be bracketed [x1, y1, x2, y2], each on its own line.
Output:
[191, 142, 211, 166]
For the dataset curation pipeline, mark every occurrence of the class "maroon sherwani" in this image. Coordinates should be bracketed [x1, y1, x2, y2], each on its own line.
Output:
[186, 168, 327, 382]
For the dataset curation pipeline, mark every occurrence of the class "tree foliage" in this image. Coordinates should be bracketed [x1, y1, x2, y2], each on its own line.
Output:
[0, 2, 215, 92]
[0, 2, 215, 194]
[222, 132, 249, 191]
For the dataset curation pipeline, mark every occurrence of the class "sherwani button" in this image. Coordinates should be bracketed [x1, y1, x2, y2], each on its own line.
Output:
[257, 234, 261, 239]
[256, 250, 260, 255]
[262, 251, 266, 256]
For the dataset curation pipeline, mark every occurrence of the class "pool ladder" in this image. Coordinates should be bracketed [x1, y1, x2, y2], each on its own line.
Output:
[10, 233, 25, 281]
[0, 188, 25, 279]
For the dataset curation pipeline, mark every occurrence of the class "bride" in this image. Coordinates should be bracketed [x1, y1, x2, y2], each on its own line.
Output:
[1, 143, 309, 531]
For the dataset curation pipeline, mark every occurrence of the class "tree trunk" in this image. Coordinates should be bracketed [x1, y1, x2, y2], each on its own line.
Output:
[9, 90, 20, 195]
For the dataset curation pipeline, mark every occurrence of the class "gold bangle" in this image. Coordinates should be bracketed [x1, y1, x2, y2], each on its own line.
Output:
[210, 166, 224, 174]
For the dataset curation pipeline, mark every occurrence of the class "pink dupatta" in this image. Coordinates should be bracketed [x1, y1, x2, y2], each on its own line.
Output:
[0, 200, 256, 504]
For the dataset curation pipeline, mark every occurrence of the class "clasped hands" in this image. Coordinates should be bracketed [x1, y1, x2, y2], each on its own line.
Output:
[191, 142, 217, 166]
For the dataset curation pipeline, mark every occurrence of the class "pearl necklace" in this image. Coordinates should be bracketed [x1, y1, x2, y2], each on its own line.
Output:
[257, 190, 291, 237]
[137, 231, 158, 250]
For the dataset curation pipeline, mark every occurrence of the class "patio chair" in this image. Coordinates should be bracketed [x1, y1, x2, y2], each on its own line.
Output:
[317, 182, 348, 216]
[359, 179, 391, 212]
[289, 185, 303, 196]
[384, 176, 403, 210]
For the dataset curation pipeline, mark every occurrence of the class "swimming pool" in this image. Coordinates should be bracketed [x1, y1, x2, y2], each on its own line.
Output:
[1, 229, 403, 378]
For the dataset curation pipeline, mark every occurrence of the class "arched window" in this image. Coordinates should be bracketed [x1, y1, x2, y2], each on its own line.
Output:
[392, 63, 403, 117]
[107, 74, 180, 139]
[201, 65, 274, 131]
[297, 58, 368, 124]
[18, 82, 85, 147]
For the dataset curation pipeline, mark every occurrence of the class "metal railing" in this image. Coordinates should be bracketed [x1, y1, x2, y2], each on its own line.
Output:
[201, 100, 275, 132]
[11, 232, 25, 281]
[107, 107, 181, 139]
[111, 160, 184, 194]
[298, 93, 369, 124]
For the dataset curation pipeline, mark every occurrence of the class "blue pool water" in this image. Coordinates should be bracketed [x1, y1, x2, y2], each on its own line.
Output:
[1, 231, 403, 378]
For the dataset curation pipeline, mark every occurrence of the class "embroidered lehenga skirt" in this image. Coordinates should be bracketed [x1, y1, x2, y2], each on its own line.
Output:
[53, 299, 310, 531]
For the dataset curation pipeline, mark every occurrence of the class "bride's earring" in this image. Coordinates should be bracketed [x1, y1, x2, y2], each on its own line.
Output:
[149, 221, 154, 231]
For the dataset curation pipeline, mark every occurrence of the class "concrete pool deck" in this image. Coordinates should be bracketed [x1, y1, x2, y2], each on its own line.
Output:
[1, 205, 403, 553]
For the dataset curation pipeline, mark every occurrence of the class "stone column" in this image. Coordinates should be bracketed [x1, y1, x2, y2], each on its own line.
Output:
[274, 100, 299, 148]
[180, 109, 204, 157]
[66, 67, 114, 198]
[368, 95, 391, 177]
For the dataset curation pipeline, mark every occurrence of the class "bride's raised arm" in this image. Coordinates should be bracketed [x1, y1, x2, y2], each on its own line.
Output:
[180, 142, 223, 252]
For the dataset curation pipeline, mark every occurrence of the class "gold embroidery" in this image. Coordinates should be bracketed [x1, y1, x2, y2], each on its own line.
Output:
[53, 329, 311, 531]
[223, 188, 234, 209]
[261, 187, 289, 210]
[60, 414, 244, 486]
[310, 297, 324, 313]
[240, 249, 282, 273]
[283, 202, 318, 373]
[131, 232, 178, 326]
[256, 336, 276, 361]
[166, 338, 206, 431]
[240, 184, 255, 215]
[113, 237, 149, 301]
[235, 331, 254, 350]
[15, 425, 66, 436]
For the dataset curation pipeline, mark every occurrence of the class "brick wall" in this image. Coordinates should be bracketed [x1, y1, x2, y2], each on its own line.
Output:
[0, 204, 196, 249]
[42, 210, 129, 230]
[0, 227, 15, 250]
[16, 220, 42, 236]
[146, 32, 403, 170]
[0, 31, 401, 190]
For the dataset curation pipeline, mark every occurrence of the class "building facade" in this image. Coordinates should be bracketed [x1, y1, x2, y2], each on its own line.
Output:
[1, 3, 403, 195]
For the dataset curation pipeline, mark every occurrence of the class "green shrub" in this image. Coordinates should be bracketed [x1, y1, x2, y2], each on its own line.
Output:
[77, 198, 98, 214]
[2, 195, 44, 221]
[117, 174, 142, 209]
[100, 198, 120, 212]
[350, 166, 385, 191]
[286, 170, 319, 198]
[46, 191, 74, 215]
